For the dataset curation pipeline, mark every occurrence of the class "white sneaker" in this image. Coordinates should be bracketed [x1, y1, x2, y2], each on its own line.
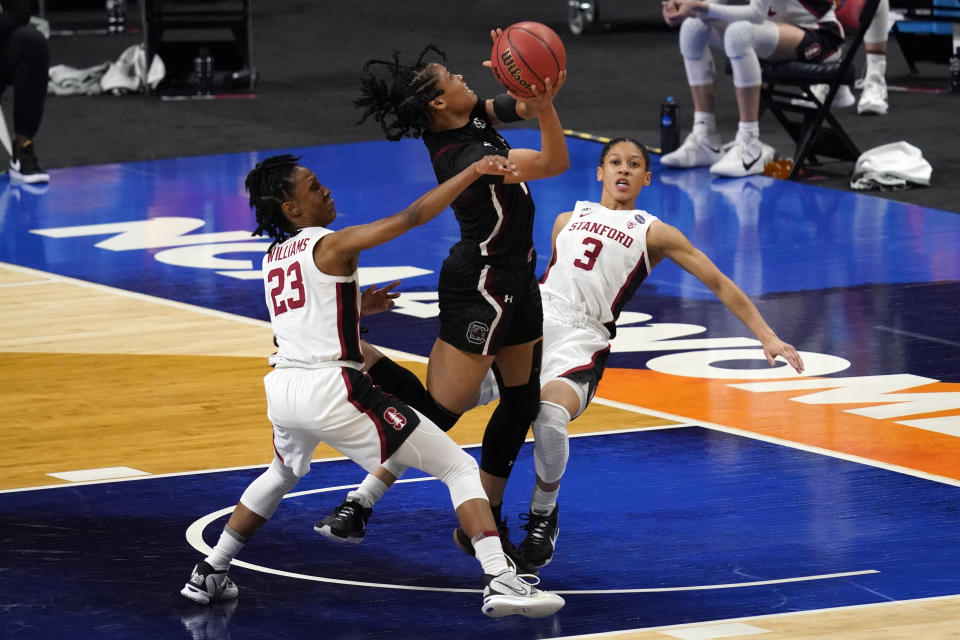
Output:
[794, 83, 856, 108]
[661, 130, 723, 168]
[857, 74, 888, 115]
[482, 569, 565, 618]
[181, 561, 239, 605]
[709, 139, 775, 178]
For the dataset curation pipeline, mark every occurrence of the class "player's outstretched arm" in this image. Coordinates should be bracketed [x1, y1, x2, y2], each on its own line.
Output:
[316, 155, 517, 274]
[648, 221, 805, 374]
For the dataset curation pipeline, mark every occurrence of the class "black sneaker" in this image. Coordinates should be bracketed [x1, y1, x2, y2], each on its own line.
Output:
[518, 504, 559, 568]
[181, 560, 238, 605]
[454, 517, 540, 575]
[314, 497, 371, 543]
[10, 140, 50, 184]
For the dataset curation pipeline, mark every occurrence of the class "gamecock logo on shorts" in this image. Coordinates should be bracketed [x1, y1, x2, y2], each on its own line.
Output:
[466, 321, 489, 345]
[804, 43, 822, 60]
[384, 406, 407, 430]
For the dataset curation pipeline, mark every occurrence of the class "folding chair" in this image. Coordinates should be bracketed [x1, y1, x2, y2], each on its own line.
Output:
[758, 0, 882, 178]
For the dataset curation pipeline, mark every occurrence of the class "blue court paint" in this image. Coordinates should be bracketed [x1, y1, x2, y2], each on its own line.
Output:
[1, 428, 958, 638]
[2, 134, 957, 381]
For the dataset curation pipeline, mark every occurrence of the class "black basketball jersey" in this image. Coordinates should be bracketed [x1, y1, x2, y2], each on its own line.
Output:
[422, 99, 535, 259]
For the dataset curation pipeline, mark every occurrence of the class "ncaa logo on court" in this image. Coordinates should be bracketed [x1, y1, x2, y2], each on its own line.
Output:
[466, 321, 489, 345]
[383, 407, 407, 430]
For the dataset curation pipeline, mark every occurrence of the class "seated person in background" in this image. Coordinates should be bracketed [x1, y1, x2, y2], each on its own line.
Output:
[661, 0, 845, 177]
[0, 0, 50, 183]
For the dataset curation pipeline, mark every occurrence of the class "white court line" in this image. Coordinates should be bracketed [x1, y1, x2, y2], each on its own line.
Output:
[182, 488, 878, 595]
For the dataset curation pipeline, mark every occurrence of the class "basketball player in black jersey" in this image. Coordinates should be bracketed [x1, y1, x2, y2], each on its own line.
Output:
[315, 38, 568, 571]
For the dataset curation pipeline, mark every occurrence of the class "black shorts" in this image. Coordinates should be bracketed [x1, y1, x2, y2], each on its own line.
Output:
[795, 21, 844, 62]
[437, 246, 543, 356]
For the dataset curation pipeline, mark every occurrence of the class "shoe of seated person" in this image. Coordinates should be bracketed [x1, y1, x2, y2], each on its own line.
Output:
[481, 568, 565, 618]
[857, 73, 888, 115]
[709, 138, 775, 178]
[314, 497, 372, 543]
[661, 131, 723, 169]
[792, 83, 856, 108]
[181, 561, 239, 605]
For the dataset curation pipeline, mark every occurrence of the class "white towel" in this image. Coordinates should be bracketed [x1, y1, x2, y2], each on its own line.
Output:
[850, 141, 932, 191]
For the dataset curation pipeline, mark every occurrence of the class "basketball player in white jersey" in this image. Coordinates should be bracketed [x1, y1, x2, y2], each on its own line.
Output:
[181, 153, 566, 619]
[324, 138, 805, 571]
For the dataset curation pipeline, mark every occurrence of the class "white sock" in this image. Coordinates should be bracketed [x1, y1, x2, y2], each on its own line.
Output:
[692, 111, 716, 137]
[204, 526, 246, 571]
[350, 475, 388, 508]
[736, 120, 760, 144]
[866, 53, 886, 79]
[531, 488, 558, 515]
[474, 534, 510, 576]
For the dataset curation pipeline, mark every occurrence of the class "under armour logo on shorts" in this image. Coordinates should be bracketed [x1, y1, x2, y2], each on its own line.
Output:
[466, 321, 489, 345]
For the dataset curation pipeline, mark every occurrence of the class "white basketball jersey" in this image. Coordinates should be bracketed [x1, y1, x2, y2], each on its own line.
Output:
[541, 201, 658, 334]
[262, 227, 364, 369]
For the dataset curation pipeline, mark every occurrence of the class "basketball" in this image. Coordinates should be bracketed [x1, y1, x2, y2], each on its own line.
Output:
[490, 22, 566, 98]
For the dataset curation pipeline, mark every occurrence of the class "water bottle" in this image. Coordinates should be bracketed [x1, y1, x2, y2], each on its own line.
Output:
[193, 47, 215, 95]
[950, 47, 960, 94]
[106, 0, 126, 33]
[660, 96, 680, 154]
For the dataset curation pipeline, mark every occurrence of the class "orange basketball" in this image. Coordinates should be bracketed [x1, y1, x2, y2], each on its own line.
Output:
[490, 22, 566, 98]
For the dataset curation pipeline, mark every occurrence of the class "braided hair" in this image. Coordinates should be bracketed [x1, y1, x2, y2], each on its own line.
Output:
[246, 154, 301, 247]
[355, 45, 447, 141]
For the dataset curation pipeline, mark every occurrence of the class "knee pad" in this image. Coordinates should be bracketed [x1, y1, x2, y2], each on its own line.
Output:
[367, 357, 427, 408]
[532, 401, 571, 485]
[420, 391, 462, 432]
[723, 21, 755, 59]
[437, 451, 486, 508]
[239, 458, 299, 519]
[480, 376, 541, 478]
[679, 17, 711, 60]
[725, 22, 763, 88]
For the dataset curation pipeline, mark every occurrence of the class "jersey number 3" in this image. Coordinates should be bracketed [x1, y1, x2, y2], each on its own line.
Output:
[573, 237, 603, 271]
[267, 263, 306, 316]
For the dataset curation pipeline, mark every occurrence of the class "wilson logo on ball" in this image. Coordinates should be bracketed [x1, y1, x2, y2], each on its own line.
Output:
[491, 21, 566, 99]
[498, 49, 533, 93]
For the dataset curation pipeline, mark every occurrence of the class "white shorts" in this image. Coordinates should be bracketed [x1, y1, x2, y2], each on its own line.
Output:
[541, 316, 611, 418]
[264, 365, 421, 477]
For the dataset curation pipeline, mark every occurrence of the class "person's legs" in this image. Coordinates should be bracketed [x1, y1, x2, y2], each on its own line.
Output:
[389, 417, 565, 618]
[662, 17, 725, 168]
[182, 457, 302, 604]
[859, 0, 890, 114]
[514, 378, 581, 567]
[0, 26, 50, 183]
[710, 20, 788, 177]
